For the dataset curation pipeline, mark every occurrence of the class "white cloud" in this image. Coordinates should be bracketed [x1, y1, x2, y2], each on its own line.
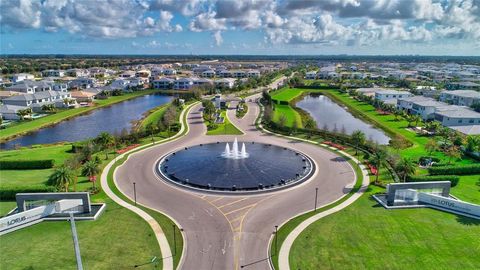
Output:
[189, 11, 227, 32]
[213, 31, 223, 46]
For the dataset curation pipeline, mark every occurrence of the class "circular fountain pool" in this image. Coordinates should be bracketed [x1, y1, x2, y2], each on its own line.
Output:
[157, 141, 314, 193]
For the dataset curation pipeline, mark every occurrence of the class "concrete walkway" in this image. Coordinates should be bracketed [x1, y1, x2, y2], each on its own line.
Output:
[100, 102, 196, 270]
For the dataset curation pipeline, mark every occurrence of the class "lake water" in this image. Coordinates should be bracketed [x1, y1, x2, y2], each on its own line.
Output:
[296, 94, 390, 144]
[1, 94, 172, 150]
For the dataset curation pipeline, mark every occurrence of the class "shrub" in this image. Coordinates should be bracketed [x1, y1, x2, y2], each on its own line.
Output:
[407, 175, 460, 187]
[279, 100, 289, 105]
[0, 160, 55, 170]
[0, 185, 57, 200]
[428, 164, 480, 175]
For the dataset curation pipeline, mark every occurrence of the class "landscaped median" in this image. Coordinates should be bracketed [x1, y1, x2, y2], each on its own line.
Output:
[0, 89, 160, 142]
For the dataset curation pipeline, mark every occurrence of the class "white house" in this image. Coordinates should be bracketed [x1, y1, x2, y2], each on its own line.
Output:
[0, 104, 28, 120]
[246, 70, 260, 78]
[68, 77, 97, 89]
[66, 68, 90, 77]
[193, 78, 214, 86]
[164, 69, 177, 76]
[375, 90, 412, 101]
[174, 78, 194, 90]
[434, 106, 480, 126]
[306, 71, 317, 79]
[219, 70, 232, 78]
[215, 78, 236, 89]
[439, 90, 480, 107]
[398, 96, 450, 120]
[3, 90, 74, 111]
[232, 71, 246, 78]
[12, 73, 34, 83]
[201, 69, 216, 78]
[152, 77, 174, 89]
[42, 70, 65, 77]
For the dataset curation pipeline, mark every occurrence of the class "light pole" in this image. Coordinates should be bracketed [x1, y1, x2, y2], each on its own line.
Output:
[274, 225, 278, 256]
[172, 224, 176, 257]
[314, 187, 318, 211]
[133, 182, 137, 206]
[69, 213, 83, 270]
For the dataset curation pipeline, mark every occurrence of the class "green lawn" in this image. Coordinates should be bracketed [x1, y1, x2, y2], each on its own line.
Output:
[0, 201, 17, 217]
[271, 88, 304, 102]
[0, 197, 162, 270]
[451, 175, 480, 204]
[0, 102, 200, 270]
[139, 103, 170, 130]
[289, 185, 480, 270]
[272, 104, 303, 128]
[206, 110, 243, 135]
[0, 90, 160, 142]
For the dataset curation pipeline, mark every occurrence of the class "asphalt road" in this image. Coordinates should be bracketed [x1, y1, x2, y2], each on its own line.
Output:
[115, 97, 355, 270]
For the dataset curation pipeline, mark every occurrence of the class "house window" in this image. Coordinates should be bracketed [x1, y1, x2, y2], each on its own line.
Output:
[458, 120, 462, 123]
[469, 119, 474, 123]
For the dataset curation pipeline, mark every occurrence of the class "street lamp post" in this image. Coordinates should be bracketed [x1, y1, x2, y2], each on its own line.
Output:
[133, 182, 137, 206]
[172, 224, 176, 257]
[314, 187, 318, 211]
[274, 225, 278, 256]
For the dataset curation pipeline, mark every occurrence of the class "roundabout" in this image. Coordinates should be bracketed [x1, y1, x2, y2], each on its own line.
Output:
[113, 95, 358, 270]
[157, 139, 314, 193]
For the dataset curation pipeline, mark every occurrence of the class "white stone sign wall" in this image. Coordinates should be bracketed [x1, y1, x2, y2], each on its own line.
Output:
[418, 193, 480, 217]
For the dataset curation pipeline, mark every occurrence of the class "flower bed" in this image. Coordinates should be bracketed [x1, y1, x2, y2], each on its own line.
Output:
[116, 144, 141, 154]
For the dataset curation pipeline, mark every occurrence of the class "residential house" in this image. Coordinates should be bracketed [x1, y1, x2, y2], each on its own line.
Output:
[0, 91, 22, 100]
[42, 70, 65, 77]
[12, 73, 34, 83]
[397, 96, 449, 120]
[232, 71, 246, 78]
[70, 91, 97, 103]
[201, 69, 216, 78]
[434, 106, 480, 126]
[0, 104, 28, 120]
[68, 77, 97, 89]
[375, 90, 412, 101]
[215, 78, 236, 89]
[152, 78, 174, 89]
[135, 69, 151, 78]
[3, 90, 74, 112]
[446, 81, 480, 90]
[6, 80, 53, 94]
[246, 70, 260, 78]
[174, 78, 194, 90]
[439, 90, 480, 106]
[66, 68, 90, 77]
[219, 70, 232, 78]
[193, 78, 214, 87]
[163, 69, 177, 76]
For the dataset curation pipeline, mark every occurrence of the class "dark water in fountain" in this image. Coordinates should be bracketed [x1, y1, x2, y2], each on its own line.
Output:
[159, 142, 313, 191]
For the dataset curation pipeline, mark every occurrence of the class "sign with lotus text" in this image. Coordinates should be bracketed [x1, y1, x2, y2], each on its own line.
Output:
[418, 193, 480, 218]
[0, 204, 56, 234]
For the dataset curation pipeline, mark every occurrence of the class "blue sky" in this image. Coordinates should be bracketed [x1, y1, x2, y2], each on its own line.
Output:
[1, 0, 479, 55]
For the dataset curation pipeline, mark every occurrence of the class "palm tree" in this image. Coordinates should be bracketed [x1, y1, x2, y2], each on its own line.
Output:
[425, 121, 441, 134]
[303, 118, 317, 138]
[96, 132, 115, 159]
[395, 157, 416, 182]
[82, 160, 100, 190]
[48, 165, 74, 192]
[369, 146, 388, 185]
[351, 130, 366, 156]
[465, 135, 480, 153]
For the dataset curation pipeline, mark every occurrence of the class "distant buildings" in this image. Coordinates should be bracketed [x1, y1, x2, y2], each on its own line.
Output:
[374, 90, 413, 102]
[12, 73, 34, 83]
[439, 90, 480, 107]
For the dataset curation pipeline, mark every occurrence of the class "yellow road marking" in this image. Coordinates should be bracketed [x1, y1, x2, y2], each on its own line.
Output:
[208, 196, 224, 203]
[218, 197, 248, 209]
[224, 203, 257, 216]
[229, 215, 244, 223]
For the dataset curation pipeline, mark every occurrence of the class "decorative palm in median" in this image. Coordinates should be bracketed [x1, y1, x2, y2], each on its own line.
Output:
[82, 160, 100, 191]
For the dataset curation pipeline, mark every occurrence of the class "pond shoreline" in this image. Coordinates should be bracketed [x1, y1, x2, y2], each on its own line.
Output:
[0, 90, 162, 143]
[1, 92, 172, 149]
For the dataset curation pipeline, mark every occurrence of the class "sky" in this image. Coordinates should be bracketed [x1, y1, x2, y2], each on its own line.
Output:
[0, 0, 479, 55]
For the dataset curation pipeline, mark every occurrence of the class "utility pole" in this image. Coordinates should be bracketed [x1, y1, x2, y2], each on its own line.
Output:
[314, 187, 318, 211]
[69, 213, 83, 270]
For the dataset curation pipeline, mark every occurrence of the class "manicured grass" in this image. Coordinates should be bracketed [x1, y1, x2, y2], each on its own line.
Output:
[0, 197, 162, 270]
[451, 175, 480, 204]
[206, 110, 243, 135]
[139, 103, 169, 130]
[272, 104, 303, 128]
[0, 144, 72, 164]
[0, 201, 16, 217]
[270, 146, 364, 270]
[289, 185, 480, 270]
[271, 88, 304, 102]
[0, 90, 160, 141]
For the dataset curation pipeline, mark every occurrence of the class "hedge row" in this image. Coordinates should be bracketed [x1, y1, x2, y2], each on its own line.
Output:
[407, 175, 460, 187]
[0, 160, 55, 170]
[0, 185, 56, 200]
[428, 164, 480, 176]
